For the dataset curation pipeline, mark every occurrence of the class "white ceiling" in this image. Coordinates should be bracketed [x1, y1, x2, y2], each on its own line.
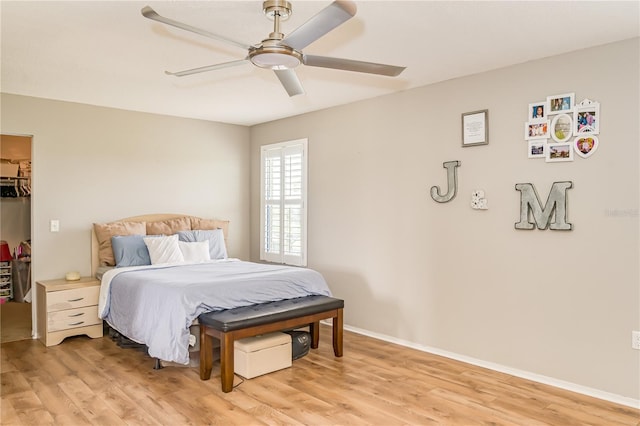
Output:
[2, 1, 638, 126]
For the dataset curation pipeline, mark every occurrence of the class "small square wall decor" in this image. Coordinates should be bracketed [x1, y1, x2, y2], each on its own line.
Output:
[462, 109, 488, 147]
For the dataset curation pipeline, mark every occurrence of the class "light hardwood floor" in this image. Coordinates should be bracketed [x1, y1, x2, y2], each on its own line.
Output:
[0, 301, 32, 344]
[1, 326, 638, 425]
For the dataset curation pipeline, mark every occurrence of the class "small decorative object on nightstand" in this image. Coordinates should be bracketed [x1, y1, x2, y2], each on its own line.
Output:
[36, 276, 103, 346]
[65, 271, 81, 281]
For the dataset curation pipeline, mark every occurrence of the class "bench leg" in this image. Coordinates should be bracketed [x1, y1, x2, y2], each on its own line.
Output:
[199, 327, 213, 380]
[310, 321, 320, 349]
[333, 308, 343, 357]
[220, 333, 235, 393]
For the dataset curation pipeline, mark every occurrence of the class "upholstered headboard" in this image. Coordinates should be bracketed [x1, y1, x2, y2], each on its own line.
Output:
[91, 214, 229, 277]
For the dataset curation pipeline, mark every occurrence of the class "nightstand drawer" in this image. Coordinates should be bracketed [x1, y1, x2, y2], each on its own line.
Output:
[47, 306, 101, 332]
[47, 286, 100, 312]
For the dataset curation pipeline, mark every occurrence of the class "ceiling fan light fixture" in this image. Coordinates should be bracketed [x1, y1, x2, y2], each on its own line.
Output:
[249, 44, 302, 69]
[250, 53, 300, 69]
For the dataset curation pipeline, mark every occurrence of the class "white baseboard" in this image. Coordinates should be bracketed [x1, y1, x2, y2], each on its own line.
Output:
[327, 321, 640, 409]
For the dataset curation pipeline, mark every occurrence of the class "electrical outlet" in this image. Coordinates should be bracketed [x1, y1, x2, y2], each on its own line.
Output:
[632, 331, 640, 350]
[50, 220, 59, 232]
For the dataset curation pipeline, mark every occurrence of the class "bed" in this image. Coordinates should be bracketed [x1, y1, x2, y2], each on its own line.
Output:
[92, 214, 334, 366]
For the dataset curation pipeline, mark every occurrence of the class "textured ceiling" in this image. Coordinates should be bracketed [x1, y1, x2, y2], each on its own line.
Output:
[2, 1, 638, 126]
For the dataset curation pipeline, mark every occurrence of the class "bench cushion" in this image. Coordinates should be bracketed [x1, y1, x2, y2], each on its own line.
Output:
[198, 295, 344, 332]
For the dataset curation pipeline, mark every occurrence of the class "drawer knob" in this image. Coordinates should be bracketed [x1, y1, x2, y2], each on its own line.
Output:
[68, 297, 84, 302]
[68, 312, 85, 318]
[68, 321, 85, 326]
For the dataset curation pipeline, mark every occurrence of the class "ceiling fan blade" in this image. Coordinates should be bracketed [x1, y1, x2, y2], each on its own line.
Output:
[274, 69, 305, 97]
[303, 55, 405, 77]
[165, 59, 249, 77]
[141, 6, 251, 51]
[282, 1, 357, 51]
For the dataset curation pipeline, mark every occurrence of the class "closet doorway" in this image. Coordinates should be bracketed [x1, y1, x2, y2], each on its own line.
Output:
[0, 134, 33, 343]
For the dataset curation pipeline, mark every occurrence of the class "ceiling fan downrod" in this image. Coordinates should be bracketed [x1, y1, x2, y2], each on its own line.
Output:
[249, 0, 302, 70]
[263, 0, 292, 39]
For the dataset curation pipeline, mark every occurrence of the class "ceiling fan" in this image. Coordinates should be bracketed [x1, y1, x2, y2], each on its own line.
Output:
[141, 0, 406, 97]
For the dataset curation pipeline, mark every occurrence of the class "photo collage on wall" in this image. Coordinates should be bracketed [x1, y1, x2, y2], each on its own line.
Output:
[524, 93, 600, 162]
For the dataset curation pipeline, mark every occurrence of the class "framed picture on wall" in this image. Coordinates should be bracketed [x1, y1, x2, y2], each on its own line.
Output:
[462, 109, 489, 147]
[550, 113, 573, 143]
[574, 99, 600, 135]
[529, 101, 546, 122]
[528, 140, 545, 159]
[546, 142, 574, 162]
[574, 135, 599, 158]
[547, 93, 575, 115]
[524, 121, 549, 140]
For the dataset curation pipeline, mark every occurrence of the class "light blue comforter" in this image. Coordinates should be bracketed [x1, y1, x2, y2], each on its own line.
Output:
[99, 260, 331, 364]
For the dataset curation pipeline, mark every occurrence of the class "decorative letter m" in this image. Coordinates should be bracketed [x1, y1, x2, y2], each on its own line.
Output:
[515, 182, 573, 230]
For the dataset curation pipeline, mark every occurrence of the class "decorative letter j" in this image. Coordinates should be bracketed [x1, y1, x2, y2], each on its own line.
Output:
[431, 161, 461, 203]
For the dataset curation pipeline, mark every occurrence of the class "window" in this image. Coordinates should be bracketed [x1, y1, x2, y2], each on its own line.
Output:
[260, 139, 307, 266]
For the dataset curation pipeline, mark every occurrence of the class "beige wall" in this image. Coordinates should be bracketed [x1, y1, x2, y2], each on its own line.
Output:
[0, 94, 251, 281]
[250, 38, 640, 400]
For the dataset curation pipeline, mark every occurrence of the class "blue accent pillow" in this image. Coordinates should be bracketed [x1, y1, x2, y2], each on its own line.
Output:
[177, 229, 227, 260]
[111, 235, 156, 267]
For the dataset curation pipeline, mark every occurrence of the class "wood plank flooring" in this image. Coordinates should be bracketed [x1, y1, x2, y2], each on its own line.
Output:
[1, 326, 638, 425]
[0, 301, 32, 343]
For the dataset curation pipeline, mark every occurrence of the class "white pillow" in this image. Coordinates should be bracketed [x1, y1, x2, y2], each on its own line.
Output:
[178, 241, 210, 263]
[143, 234, 184, 265]
[177, 228, 228, 260]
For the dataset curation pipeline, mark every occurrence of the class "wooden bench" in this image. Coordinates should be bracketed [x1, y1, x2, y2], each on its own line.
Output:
[198, 295, 344, 392]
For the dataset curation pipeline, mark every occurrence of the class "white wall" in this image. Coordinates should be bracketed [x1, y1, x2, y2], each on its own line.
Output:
[0, 94, 251, 281]
[250, 38, 640, 401]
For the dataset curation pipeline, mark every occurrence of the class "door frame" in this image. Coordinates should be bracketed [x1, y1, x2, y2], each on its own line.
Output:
[1, 132, 35, 339]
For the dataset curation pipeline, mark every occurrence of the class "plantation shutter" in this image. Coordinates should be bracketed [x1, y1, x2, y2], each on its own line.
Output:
[260, 139, 307, 266]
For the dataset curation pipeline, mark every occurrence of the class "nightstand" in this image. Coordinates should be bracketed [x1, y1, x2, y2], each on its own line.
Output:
[36, 276, 103, 346]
